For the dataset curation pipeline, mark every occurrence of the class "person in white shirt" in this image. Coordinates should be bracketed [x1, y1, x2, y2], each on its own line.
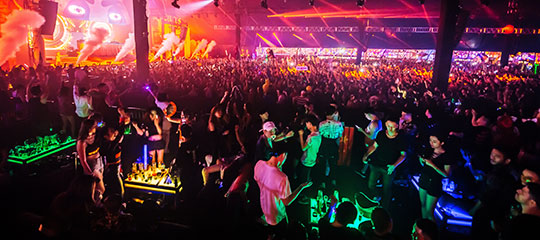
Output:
[317, 105, 344, 190]
[147, 88, 173, 153]
[298, 115, 322, 185]
[254, 149, 312, 239]
[297, 115, 322, 204]
[73, 84, 92, 119]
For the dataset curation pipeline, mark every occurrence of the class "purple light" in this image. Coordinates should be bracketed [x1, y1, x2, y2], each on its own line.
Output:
[145, 85, 151, 91]
[143, 144, 148, 169]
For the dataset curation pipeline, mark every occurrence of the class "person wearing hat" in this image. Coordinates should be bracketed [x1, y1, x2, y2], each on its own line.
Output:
[255, 121, 294, 162]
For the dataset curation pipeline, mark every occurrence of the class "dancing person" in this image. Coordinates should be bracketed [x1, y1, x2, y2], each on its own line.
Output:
[148, 89, 174, 153]
[362, 114, 406, 209]
[418, 133, 455, 220]
[76, 119, 105, 202]
[355, 107, 383, 177]
[208, 104, 235, 158]
[317, 105, 344, 191]
[26, 78, 50, 136]
[100, 126, 124, 198]
[89, 83, 114, 124]
[298, 115, 321, 183]
[255, 121, 294, 162]
[254, 149, 312, 239]
[356, 107, 383, 148]
[117, 107, 141, 176]
[297, 115, 321, 203]
[57, 82, 76, 137]
[143, 109, 165, 166]
[73, 84, 92, 121]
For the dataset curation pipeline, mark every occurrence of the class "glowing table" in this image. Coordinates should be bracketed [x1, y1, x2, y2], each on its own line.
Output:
[124, 168, 181, 195]
[8, 135, 76, 165]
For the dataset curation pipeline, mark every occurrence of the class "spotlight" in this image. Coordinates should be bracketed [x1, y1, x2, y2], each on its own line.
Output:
[419, 0, 425, 4]
[261, 0, 268, 9]
[480, 0, 490, 6]
[213, 0, 219, 7]
[309, 0, 314, 6]
[171, 0, 180, 8]
[357, 0, 365, 7]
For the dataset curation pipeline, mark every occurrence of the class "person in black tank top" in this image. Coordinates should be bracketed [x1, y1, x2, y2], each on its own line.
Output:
[418, 133, 455, 221]
[145, 109, 165, 166]
[100, 126, 124, 198]
[77, 119, 105, 202]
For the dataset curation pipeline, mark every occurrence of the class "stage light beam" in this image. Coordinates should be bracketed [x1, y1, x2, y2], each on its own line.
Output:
[326, 34, 342, 44]
[173, 1, 213, 18]
[310, 33, 321, 47]
[267, 8, 297, 28]
[273, 32, 284, 47]
[256, 33, 277, 47]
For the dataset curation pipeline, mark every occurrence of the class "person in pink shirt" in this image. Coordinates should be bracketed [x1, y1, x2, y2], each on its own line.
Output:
[254, 150, 312, 239]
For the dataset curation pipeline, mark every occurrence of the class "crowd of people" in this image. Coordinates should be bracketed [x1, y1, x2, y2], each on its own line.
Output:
[0, 56, 539, 239]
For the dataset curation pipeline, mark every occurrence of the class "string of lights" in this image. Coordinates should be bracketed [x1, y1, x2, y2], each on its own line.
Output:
[213, 25, 540, 35]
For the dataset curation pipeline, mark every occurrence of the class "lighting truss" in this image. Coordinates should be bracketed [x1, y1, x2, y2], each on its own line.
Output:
[214, 25, 360, 32]
[214, 25, 540, 35]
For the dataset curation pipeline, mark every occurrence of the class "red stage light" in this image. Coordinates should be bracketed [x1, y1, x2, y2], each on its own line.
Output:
[502, 25, 514, 34]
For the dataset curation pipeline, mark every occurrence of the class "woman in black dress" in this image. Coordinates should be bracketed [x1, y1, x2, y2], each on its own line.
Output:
[418, 133, 455, 221]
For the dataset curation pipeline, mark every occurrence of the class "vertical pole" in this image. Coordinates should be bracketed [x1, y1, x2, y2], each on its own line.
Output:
[234, 1, 242, 60]
[431, 0, 460, 92]
[500, 34, 516, 67]
[133, 0, 150, 82]
[355, 19, 367, 65]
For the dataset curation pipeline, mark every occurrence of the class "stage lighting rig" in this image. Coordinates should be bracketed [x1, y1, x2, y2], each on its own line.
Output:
[480, 0, 490, 6]
[309, 0, 314, 6]
[419, 0, 425, 4]
[171, 0, 180, 8]
[357, 0, 365, 7]
[214, 0, 219, 7]
[261, 0, 268, 9]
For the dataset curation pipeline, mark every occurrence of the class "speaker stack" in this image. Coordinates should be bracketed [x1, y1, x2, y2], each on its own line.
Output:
[39, 0, 58, 35]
